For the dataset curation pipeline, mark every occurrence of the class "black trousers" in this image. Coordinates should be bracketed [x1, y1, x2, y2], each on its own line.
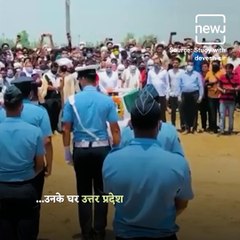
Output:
[116, 234, 178, 240]
[155, 96, 167, 122]
[208, 98, 220, 132]
[31, 170, 45, 238]
[0, 181, 39, 240]
[181, 91, 199, 129]
[42, 98, 61, 132]
[73, 146, 111, 237]
[195, 97, 209, 130]
[169, 97, 178, 126]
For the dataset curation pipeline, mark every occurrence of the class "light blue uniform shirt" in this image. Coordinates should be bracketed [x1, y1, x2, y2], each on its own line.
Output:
[103, 138, 193, 238]
[177, 70, 204, 99]
[120, 122, 184, 156]
[62, 85, 118, 142]
[0, 100, 52, 138]
[0, 118, 44, 182]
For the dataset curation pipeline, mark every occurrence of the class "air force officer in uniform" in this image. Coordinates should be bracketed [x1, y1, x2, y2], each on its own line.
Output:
[62, 65, 120, 240]
[0, 86, 45, 240]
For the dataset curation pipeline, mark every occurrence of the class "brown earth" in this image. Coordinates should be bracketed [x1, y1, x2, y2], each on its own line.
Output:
[38, 112, 240, 240]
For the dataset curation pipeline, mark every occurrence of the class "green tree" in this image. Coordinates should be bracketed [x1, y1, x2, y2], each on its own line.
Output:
[123, 33, 135, 45]
[86, 42, 94, 48]
[0, 34, 15, 48]
[18, 30, 30, 48]
[139, 34, 157, 46]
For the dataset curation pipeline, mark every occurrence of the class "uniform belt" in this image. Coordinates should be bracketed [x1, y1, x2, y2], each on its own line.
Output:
[74, 140, 109, 148]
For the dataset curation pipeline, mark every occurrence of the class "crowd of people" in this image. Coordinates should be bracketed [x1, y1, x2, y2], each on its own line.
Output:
[0, 33, 240, 135]
[0, 32, 239, 240]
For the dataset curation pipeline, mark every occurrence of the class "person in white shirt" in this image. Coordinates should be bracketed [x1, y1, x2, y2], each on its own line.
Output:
[40, 62, 62, 133]
[98, 62, 119, 94]
[147, 58, 170, 122]
[22, 62, 35, 77]
[227, 49, 240, 70]
[168, 58, 184, 126]
[122, 60, 141, 90]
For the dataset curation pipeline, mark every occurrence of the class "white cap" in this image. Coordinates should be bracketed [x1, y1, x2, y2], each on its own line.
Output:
[117, 64, 125, 71]
[13, 62, 22, 69]
[79, 42, 86, 50]
[130, 47, 138, 53]
[79, 41, 86, 46]
[101, 46, 108, 52]
[75, 64, 99, 72]
[0, 61, 5, 69]
[155, 42, 165, 48]
[16, 43, 23, 49]
[147, 59, 154, 66]
[56, 58, 73, 67]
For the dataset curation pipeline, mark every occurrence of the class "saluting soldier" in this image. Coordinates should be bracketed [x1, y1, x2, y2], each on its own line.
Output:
[0, 86, 45, 240]
[62, 65, 120, 240]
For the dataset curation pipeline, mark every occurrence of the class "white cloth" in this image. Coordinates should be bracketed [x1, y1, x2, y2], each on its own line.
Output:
[168, 69, 184, 97]
[122, 68, 141, 90]
[56, 58, 73, 67]
[63, 74, 76, 103]
[98, 71, 119, 93]
[227, 57, 240, 70]
[147, 68, 170, 97]
[44, 70, 60, 89]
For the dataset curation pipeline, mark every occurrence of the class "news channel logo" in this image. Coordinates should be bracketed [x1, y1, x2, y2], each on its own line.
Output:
[195, 14, 226, 45]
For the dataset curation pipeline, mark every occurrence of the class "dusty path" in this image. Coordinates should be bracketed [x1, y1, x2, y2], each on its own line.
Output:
[38, 112, 240, 240]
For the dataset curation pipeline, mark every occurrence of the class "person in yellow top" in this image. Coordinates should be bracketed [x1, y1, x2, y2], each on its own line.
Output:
[205, 60, 225, 133]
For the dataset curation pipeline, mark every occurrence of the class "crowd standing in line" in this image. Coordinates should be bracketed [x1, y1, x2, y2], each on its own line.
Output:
[0, 34, 240, 134]
[0, 32, 240, 240]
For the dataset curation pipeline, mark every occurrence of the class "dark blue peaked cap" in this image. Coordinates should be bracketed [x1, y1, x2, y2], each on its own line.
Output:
[11, 76, 33, 85]
[4, 85, 23, 104]
[142, 84, 159, 100]
[131, 84, 160, 117]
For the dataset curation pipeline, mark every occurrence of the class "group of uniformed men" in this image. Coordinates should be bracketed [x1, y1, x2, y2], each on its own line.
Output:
[0, 64, 193, 240]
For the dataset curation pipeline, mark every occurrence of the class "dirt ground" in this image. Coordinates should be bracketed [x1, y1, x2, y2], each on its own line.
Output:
[38, 112, 240, 240]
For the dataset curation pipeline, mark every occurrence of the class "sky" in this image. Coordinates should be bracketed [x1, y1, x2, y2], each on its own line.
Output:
[0, 0, 239, 45]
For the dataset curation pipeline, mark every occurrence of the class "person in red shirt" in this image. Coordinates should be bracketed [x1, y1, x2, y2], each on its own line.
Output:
[218, 63, 240, 135]
[138, 61, 147, 88]
[234, 64, 240, 109]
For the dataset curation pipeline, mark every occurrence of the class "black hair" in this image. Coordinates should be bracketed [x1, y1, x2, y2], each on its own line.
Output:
[201, 60, 210, 67]
[78, 70, 96, 83]
[131, 108, 161, 131]
[4, 88, 23, 111]
[225, 63, 234, 70]
[212, 60, 220, 66]
[14, 83, 31, 99]
[51, 62, 59, 69]
[172, 57, 181, 63]
[1, 43, 9, 49]
[60, 65, 68, 73]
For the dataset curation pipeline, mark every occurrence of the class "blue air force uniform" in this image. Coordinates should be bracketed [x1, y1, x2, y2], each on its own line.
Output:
[0, 86, 45, 240]
[0, 76, 53, 239]
[102, 84, 194, 239]
[62, 65, 119, 239]
[120, 121, 184, 156]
